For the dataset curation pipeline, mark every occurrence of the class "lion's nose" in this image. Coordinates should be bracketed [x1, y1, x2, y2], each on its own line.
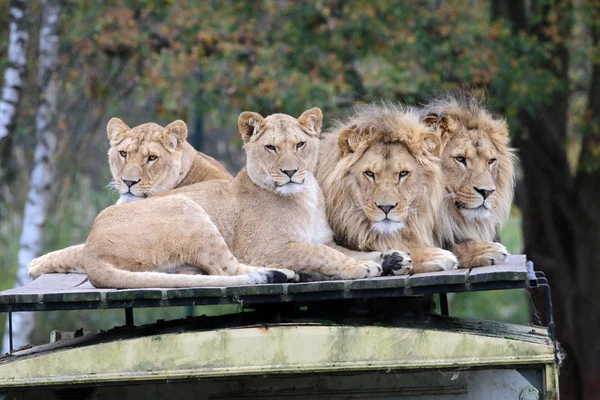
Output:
[474, 187, 495, 200]
[376, 203, 397, 215]
[122, 178, 140, 188]
[281, 169, 298, 178]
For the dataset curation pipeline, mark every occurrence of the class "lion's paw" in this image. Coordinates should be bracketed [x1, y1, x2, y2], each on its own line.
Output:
[464, 242, 509, 268]
[363, 260, 383, 278]
[27, 258, 45, 279]
[421, 249, 459, 272]
[380, 250, 413, 276]
[344, 260, 383, 279]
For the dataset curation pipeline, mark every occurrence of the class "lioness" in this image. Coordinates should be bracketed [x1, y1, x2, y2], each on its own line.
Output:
[422, 90, 516, 268]
[83, 108, 411, 288]
[317, 104, 458, 274]
[28, 118, 232, 279]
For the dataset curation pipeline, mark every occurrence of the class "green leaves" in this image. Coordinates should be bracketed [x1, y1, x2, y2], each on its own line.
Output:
[40, 0, 593, 169]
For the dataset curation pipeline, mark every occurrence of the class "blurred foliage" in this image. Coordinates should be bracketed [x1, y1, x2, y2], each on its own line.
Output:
[449, 207, 529, 325]
[1, 0, 599, 345]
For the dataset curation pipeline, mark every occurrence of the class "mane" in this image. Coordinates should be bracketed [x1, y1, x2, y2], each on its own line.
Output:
[421, 90, 516, 245]
[316, 103, 444, 251]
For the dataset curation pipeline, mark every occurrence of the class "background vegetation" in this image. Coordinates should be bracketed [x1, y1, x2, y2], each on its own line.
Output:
[0, 1, 598, 398]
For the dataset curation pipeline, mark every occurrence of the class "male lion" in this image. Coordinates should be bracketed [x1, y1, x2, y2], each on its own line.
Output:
[82, 108, 410, 288]
[422, 90, 516, 268]
[317, 104, 458, 274]
[28, 118, 232, 279]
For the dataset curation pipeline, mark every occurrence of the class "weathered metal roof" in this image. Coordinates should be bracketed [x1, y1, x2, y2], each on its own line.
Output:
[0, 314, 555, 388]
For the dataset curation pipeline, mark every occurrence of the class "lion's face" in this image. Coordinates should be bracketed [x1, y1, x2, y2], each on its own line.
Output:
[319, 105, 443, 250]
[107, 118, 188, 203]
[423, 93, 514, 230]
[441, 129, 502, 219]
[422, 103, 514, 224]
[238, 108, 322, 196]
[350, 142, 426, 235]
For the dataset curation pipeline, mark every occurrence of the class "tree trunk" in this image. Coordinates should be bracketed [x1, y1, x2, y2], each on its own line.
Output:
[569, 3, 600, 396]
[0, 0, 29, 220]
[492, 1, 600, 399]
[2, 0, 60, 354]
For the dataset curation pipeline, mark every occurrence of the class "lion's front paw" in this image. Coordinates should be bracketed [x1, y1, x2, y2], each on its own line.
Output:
[462, 242, 509, 268]
[28, 258, 45, 279]
[363, 260, 383, 278]
[345, 260, 383, 279]
[418, 249, 459, 273]
[380, 250, 413, 276]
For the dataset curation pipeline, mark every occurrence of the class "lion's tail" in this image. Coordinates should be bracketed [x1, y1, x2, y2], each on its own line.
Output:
[28, 244, 86, 279]
[85, 261, 287, 289]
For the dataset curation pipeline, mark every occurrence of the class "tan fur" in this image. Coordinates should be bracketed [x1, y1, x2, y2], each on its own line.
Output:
[82, 108, 405, 289]
[28, 118, 232, 279]
[421, 90, 516, 268]
[316, 103, 458, 274]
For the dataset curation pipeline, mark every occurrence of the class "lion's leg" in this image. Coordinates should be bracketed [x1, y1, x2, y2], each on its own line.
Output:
[408, 247, 458, 273]
[179, 213, 296, 281]
[453, 241, 509, 268]
[260, 243, 383, 280]
[327, 242, 413, 276]
[28, 244, 86, 279]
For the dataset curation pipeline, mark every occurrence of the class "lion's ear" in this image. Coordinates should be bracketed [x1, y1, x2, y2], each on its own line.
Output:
[338, 126, 360, 156]
[107, 118, 130, 143]
[161, 120, 188, 151]
[420, 132, 441, 157]
[422, 112, 455, 140]
[238, 111, 265, 143]
[298, 107, 323, 136]
[421, 113, 438, 128]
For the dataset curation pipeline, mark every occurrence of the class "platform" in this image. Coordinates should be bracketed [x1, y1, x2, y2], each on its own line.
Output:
[0, 255, 559, 397]
[0, 255, 537, 313]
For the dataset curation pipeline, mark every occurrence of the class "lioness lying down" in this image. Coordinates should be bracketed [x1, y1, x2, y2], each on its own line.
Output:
[28, 118, 233, 279]
[83, 108, 411, 288]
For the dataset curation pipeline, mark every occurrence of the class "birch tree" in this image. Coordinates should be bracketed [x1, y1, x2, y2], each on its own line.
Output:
[2, 0, 60, 354]
[0, 0, 28, 220]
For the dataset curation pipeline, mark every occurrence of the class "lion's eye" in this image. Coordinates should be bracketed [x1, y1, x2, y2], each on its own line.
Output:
[488, 158, 497, 165]
[455, 156, 467, 165]
[296, 142, 306, 150]
[119, 151, 127, 158]
[265, 145, 277, 152]
[399, 171, 409, 179]
[364, 171, 375, 179]
[148, 155, 158, 162]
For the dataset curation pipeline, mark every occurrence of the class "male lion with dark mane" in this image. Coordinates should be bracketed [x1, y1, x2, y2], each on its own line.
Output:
[422, 90, 516, 268]
[317, 104, 458, 274]
[28, 118, 232, 279]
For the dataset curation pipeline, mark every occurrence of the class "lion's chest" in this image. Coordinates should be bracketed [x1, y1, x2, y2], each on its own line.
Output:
[292, 175, 334, 245]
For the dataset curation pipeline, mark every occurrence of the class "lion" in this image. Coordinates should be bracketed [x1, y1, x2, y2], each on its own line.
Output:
[28, 118, 232, 279]
[82, 108, 412, 288]
[421, 90, 516, 268]
[316, 103, 458, 274]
